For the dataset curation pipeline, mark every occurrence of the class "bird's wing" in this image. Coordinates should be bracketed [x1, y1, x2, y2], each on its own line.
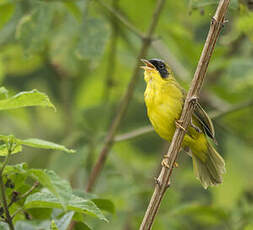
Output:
[180, 87, 216, 142]
[193, 102, 216, 141]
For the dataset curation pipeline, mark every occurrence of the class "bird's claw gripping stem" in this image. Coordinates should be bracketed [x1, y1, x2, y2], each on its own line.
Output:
[189, 95, 199, 105]
[175, 120, 186, 132]
[161, 155, 179, 169]
[161, 154, 170, 168]
[158, 155, 178, 189]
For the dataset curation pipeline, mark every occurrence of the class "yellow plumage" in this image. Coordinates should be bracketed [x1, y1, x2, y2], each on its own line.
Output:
[142, 58, 225, 188]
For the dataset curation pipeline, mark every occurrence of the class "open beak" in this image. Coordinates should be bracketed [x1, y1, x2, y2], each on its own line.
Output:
[140, 59, 155, 70]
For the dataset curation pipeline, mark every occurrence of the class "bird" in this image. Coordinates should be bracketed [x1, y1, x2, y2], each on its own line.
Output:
[141, 58, 225, 189]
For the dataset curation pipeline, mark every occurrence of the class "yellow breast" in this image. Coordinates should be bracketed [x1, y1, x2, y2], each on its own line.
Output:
[144, 76, 183, 142]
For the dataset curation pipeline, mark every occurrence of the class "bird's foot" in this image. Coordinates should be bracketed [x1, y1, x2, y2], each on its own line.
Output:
[159, 155, 178, 189]
[161, 155, 179, 169]
[175, 120, 186, 132]
[161, 154, 170, 168]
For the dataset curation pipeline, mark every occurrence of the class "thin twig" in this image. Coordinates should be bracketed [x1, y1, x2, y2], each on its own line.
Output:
[8, 181, 39, 208]
[115, 126, 154, 142]
[201, 91, 230, 111]
[139, 1, 230, 229]
[96, 0, 190, 81]
[115, 99, 253, 142]
[11, 207, 23, 220]
[0, 147, 15, 230]
[152, 40, 191, 81]
[96, 0, 232, 114]
[86, 0, 167, 192]
[209, 100, 253, 119]
[95, 0, 145, 39]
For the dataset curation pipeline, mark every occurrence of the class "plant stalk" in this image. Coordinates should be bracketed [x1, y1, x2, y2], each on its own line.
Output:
[139, 1, 230, 229]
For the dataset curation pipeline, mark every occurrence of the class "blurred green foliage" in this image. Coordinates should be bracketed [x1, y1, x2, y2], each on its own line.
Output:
[0, 0, 253, 229]
[0, 89, 110, 229]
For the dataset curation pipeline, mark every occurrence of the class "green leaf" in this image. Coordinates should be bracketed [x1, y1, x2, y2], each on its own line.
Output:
[76, 18, 110, 60]
[15, 220, 50, 230]
[54, 212, 74, 230]
[0, 134, 74, 153]
[16, 2, 54, 56]
[21, 138, 75, 153]
[73, 190, 115, 213]
[236, 12, 253, 40]
[92, 198, 115, 214]
[4, 163, 28, 175]
[0, 3, 15, 30]
[29, 169, 72, 210]
[27, 208, 52, 220]
[0, 89, 55, 111]
[0, 135, 22, 156]
[63, 2, 82, 21]
[0, 87, 8, 98]
[3, 163, 29, 194]
[0, 134, 11, 142]
[50, 220, 59, 230]
[74, 222, 92, 230]
[0, 143, 22, 156]
[25, 191, 107, 222]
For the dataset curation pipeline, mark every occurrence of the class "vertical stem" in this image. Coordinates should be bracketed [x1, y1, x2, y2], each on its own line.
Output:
[0, 149, 15, 230]
[86, 0, 167, 192]
[139, 1, 230, 229]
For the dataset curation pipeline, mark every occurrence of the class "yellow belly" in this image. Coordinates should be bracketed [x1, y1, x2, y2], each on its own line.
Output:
[147, 98, 180, 141]
[144, 79, 182, 142]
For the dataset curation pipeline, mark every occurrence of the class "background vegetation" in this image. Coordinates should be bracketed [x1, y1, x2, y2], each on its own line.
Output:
[0, 0, 253, 229]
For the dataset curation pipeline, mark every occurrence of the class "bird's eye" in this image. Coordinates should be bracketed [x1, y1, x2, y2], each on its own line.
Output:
[159, 64, 164, 69]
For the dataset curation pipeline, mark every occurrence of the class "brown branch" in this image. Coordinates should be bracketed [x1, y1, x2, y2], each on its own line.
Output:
[139, 1, 230, 229]
[85, 0, 167, 192]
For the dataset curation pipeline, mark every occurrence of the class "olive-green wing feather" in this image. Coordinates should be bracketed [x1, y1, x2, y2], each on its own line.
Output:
[178, 84, 216, 142]
[193, 103, 216, 141]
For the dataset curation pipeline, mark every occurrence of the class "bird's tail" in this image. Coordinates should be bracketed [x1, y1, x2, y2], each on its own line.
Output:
[192, 143, 226, 189]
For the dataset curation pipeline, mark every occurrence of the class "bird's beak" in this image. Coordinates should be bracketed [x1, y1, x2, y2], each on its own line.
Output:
[140, 59, 155, 70]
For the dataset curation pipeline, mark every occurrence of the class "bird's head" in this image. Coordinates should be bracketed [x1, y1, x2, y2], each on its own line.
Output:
[141, 58, 173, 83]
